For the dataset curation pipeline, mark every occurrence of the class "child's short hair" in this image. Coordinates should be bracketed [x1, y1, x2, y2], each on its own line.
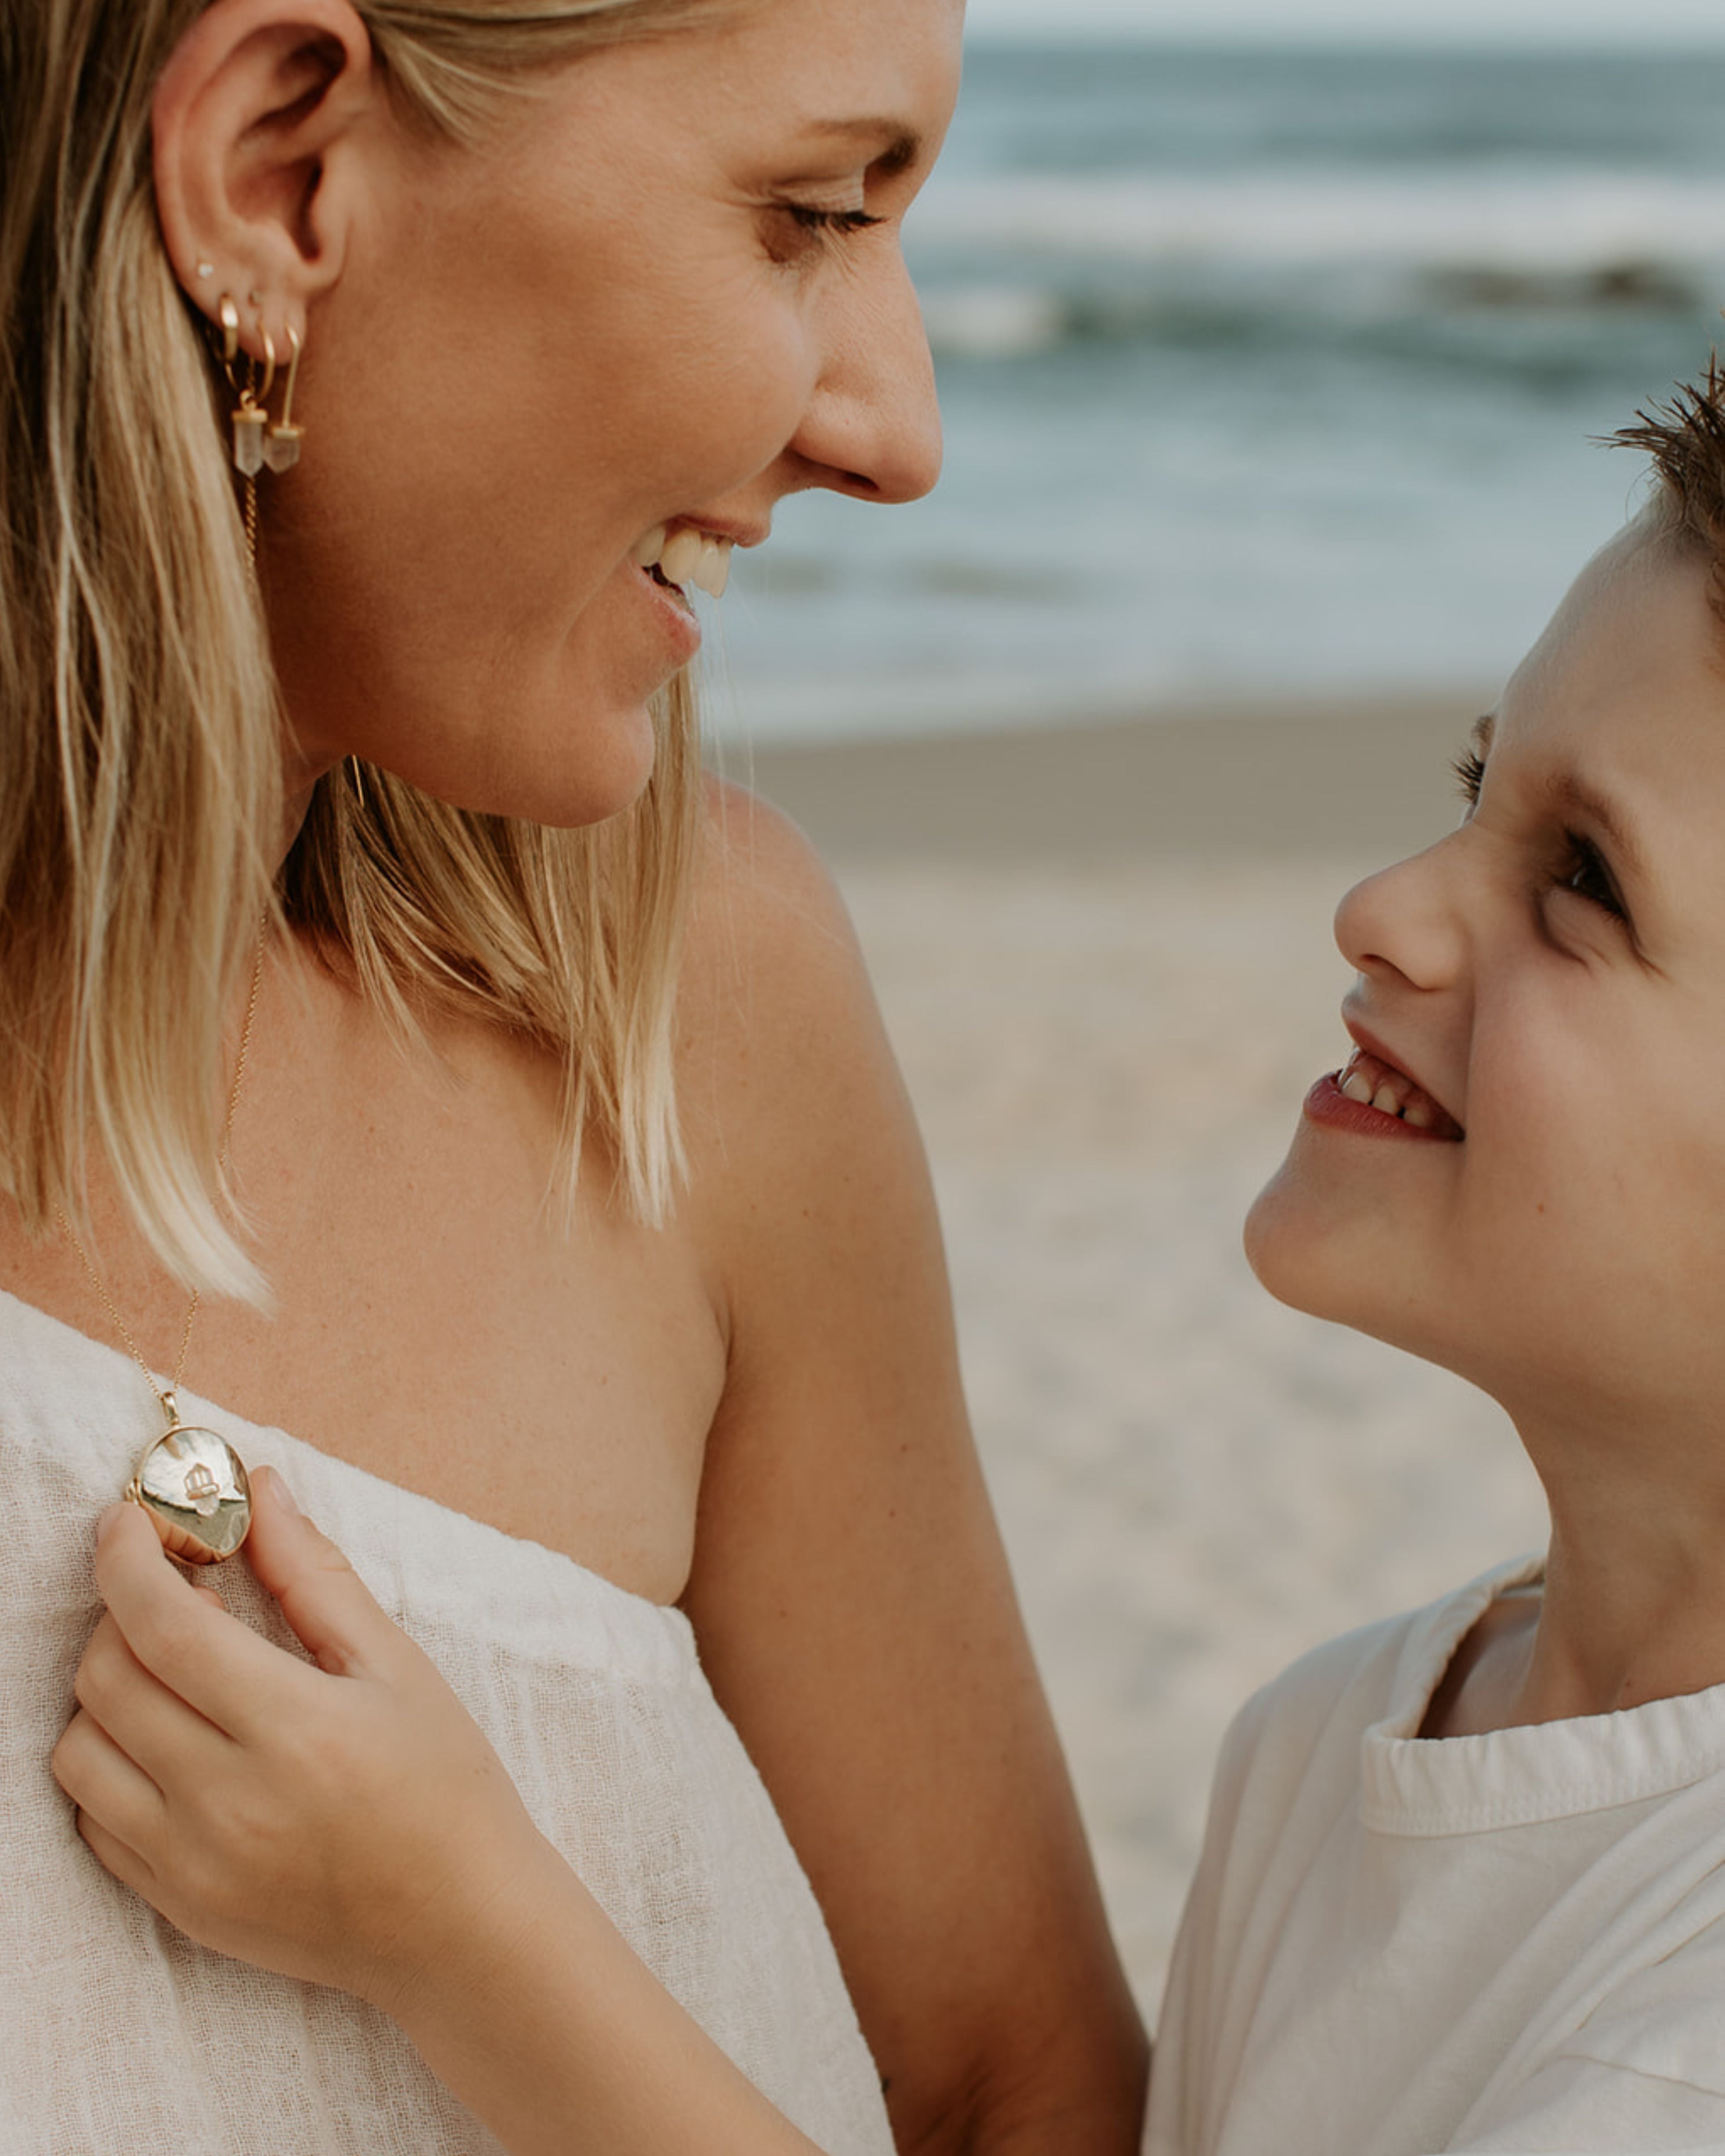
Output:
[1617, 361, 1725, 604]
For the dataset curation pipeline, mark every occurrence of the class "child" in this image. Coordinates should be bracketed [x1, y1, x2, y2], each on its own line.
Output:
[56, 376, 1725, 2154]
[1150, 375, 1725, 2152]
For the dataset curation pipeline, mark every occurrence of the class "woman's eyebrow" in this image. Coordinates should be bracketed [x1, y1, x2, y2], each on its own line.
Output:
[798, 119, 921, 175]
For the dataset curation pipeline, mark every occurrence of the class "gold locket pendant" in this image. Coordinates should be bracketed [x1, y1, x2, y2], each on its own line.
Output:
[124, 1392, 253, 1565]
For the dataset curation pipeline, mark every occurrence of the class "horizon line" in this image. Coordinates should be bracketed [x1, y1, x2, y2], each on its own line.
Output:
[963, 25, 1725, 50]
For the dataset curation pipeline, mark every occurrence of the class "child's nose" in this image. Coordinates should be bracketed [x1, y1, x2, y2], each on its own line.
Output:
[1334, 838, 1468, 993]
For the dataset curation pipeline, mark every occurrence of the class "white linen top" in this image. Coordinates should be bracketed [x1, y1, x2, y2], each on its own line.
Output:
[0, 1289, 893, 2156]
[1148, 1557, 1725, 2156]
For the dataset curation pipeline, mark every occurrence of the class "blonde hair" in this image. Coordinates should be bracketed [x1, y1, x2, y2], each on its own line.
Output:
[0, 0, 721, 1298]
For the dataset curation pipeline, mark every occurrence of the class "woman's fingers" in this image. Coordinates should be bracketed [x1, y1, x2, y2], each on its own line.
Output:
[92, 1502, 315, 1738]
[75, 1806, 161, 1904]
[51, 1704, 165, 1862]
[242, 1465, 404, 1681]
[71, 1610, 229, 1784]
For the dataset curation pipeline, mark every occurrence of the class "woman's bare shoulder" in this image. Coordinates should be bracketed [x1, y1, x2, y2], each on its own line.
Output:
[685, 775, 864, 992]
[676, 776, 891, 1149]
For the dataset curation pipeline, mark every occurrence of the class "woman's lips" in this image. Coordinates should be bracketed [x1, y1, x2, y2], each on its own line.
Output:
[631, 557, 702, 666]
[1303, 1046, 1464, 1143]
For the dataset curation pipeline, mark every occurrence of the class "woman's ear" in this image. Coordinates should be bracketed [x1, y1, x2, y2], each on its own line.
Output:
[152, 0, 378, 359]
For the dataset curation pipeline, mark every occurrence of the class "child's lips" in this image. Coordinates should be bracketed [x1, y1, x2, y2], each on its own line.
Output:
[1324, 1044, 1465, 1141]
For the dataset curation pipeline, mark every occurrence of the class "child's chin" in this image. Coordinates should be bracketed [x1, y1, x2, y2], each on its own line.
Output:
[1243, 1159, 1374, 1328]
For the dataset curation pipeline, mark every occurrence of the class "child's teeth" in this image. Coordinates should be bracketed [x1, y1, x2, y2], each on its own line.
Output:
[1341, 1070, 1375, 1105]
[1371, 1084, 1401, 1115]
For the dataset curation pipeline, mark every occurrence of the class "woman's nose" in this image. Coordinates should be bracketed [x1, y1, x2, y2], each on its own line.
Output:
[1334, 836, 1469, 993]
[790, 251, 943, 505]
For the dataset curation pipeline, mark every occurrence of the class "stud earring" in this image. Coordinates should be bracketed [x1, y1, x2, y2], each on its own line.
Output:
[196, 260, 215, 282]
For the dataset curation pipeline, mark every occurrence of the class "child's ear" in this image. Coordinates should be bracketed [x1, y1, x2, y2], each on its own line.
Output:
[151, 0, 379, 361]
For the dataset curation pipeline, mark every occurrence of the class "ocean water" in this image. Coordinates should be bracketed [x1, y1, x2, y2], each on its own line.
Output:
[708, 42, 1725, 744]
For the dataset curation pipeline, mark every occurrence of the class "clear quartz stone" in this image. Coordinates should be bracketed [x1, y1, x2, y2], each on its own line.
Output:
[231, 407, 265, 476]
[262, 426, 301, 473]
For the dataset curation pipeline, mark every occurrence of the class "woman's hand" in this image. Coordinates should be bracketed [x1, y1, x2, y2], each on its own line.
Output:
[52, 1467, 553, 2019]
[53, 1468, 829, 2156]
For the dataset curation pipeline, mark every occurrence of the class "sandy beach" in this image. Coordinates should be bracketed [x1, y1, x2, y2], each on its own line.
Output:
[736, 697, 1549, 2024]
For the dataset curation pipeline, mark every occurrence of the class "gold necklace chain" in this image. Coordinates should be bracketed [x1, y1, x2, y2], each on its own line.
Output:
[57, 924, 268, 1421]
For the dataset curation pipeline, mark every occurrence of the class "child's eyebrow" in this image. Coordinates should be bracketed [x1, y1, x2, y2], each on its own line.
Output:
[1543, 767, 1648, 886]
[1477, 712, 1647, 886]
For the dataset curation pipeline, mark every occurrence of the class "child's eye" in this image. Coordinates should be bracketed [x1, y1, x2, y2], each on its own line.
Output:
[1552, 829, 1627, 922]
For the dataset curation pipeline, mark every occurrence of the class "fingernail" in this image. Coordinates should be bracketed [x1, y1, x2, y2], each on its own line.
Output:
[261, 1464, 302, 1517]
[95, 1502, 130, 1544]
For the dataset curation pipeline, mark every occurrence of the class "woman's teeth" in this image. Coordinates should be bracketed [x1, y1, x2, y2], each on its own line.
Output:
[1338, 1048, 1461, 1138]
[631, 523, 733, 598]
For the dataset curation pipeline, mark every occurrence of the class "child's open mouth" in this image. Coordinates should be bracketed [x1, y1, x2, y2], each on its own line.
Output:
[1331, 1046, 1464, 1140]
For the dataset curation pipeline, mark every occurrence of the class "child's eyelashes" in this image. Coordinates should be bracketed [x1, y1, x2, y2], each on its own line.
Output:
[1452, 746, 1487, 810]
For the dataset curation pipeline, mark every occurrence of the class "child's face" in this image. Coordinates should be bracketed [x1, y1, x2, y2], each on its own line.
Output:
[1247, 516, 1725, 1437]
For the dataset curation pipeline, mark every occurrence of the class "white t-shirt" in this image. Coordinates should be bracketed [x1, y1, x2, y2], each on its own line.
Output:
[1147, 1557, 1725, 2156]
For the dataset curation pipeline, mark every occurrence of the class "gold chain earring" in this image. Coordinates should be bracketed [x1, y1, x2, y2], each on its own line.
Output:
[219, 294, 263, 567]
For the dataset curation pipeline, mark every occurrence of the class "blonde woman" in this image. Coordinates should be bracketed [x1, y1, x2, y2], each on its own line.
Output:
[5, 0, 1147, 2149]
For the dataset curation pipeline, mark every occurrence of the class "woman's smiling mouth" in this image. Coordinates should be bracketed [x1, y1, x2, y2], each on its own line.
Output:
[1303, 1046, 1465, 1143]
[632, 521, 735, 598]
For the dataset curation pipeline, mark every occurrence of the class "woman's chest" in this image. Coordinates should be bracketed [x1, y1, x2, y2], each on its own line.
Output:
[0, 991, 728, 1605]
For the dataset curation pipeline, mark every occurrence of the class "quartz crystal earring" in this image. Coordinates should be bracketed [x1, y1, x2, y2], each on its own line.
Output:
[218, 294, 261, 567]
[263, 323, 303, 472]
[229, 322, 274, 479]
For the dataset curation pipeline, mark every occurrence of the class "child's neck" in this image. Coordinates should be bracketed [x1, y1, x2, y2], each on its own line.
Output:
[1422, 1417, 1725, 1739]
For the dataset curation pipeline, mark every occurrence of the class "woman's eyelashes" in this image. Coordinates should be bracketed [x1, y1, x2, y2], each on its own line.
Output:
[1450, 744, 1629, 927]
[764, 201, 884, 263]
[786, 204, 883, 236]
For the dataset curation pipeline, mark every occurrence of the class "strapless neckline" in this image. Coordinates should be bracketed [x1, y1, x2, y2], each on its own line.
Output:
[0, 1280, 686, 1625]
